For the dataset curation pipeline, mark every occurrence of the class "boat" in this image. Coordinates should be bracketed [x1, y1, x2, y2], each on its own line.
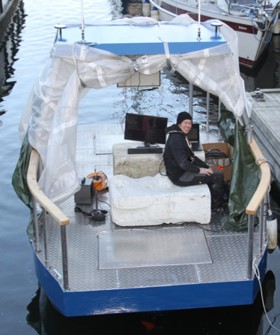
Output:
[12, 14, 276, 317]
[147, 0, 280, 69]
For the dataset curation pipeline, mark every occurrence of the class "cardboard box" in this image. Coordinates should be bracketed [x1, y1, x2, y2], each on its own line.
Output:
[202, 142, 232, 182]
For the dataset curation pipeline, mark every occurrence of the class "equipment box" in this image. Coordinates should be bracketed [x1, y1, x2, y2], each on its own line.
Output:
[202, 142, 232, 182]
[74, 178, 92, 205]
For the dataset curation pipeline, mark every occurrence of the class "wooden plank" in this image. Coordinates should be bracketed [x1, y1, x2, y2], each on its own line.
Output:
[246, 139, 271, 215]
[27, 149, 70, 226]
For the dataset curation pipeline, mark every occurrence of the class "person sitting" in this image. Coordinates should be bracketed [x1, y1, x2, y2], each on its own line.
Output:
[163, 111, 227, 210]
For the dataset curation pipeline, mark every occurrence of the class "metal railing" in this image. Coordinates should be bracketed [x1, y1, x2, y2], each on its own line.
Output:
[27, 149, 70, 290]
[245, 138, 271, 278]
[27, 133, 271, 289]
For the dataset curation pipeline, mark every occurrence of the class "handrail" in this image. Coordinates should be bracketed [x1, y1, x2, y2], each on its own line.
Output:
[245, 139, 271, 215]
[27, 149, 70, 226]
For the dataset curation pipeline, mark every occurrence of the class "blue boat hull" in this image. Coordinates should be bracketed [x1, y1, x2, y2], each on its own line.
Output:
[33, 249, 267, 317]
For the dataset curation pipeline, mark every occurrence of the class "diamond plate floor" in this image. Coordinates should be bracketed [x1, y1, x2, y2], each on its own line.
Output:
[36, 124, 265, 293]
[99, 227, 212, 269]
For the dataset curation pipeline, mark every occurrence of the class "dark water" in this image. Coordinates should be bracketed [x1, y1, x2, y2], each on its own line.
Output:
[1, 1, 280, 334]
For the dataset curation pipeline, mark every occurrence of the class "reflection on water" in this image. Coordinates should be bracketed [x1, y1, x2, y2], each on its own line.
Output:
[241, 36, 280, 91]
[0, 0, 25, 114]
[26, 271, 276, 335]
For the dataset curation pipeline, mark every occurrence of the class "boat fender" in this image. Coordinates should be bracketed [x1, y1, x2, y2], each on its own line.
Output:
[150, 6, 159, 20]
[142, 0, 151, 17]
[266, 210, 278, 253]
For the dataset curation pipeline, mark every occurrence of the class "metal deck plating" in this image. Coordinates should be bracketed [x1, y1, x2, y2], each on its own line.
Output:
[32, 124, 267, 317]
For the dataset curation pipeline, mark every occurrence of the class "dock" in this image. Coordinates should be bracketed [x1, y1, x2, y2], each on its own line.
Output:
[248, 89, 280, 189]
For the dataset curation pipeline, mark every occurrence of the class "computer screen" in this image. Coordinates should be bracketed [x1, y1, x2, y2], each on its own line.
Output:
[124, 113, 168, 146]
[187, 123, 200, 142]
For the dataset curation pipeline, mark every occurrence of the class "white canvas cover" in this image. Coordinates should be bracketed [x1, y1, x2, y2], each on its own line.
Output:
[18, 15, 251, 204]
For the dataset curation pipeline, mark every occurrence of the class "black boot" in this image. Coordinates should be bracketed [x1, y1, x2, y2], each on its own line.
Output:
[209, 173, 227, 210]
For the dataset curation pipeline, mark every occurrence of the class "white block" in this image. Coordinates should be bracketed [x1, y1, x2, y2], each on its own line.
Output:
[112, 143, 205, 178]
[109, 174, 211, 226]
[113, 143, 164, 178]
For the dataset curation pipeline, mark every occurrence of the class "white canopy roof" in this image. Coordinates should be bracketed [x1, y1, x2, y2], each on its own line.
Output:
[19, 15, 251, 204]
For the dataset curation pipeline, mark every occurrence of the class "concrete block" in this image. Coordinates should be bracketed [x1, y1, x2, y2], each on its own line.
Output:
[109, 174, 211, 226]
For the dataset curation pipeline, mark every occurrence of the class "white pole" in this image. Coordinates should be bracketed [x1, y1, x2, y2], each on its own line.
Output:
[81, 0, 84, 28]
[197, 0, 201, 39]
[80, 0, 85, 40]
[198, 0, 201, 26]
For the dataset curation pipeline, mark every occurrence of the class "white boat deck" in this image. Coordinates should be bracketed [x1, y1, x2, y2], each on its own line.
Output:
[37, 124, 262, 294]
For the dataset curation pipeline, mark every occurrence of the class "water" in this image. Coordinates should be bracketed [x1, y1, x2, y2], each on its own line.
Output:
[1, 0, 280, 334]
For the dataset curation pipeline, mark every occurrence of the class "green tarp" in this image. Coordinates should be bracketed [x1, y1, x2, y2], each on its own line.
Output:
[12, 134, 33, 210]
[219, 110, 260, 231]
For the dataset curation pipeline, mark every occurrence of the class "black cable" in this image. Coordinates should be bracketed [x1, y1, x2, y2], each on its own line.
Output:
[159, 158, 167, 176]
[74, 206, 107, 221]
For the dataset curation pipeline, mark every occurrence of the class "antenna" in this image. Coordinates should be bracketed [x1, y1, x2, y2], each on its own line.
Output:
[197, 0, 201, 40]
[80, 0, 85, 42]
[211, 20, 223, 39]
[54, 24, 67, 41]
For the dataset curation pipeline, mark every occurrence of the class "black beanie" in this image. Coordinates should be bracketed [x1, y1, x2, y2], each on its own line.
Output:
[176, 112, 192, 125]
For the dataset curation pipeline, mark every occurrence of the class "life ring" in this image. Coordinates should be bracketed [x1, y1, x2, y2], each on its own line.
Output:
[86, 171, 108, 191]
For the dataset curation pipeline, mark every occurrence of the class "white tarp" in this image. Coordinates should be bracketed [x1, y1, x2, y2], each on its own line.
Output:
[19, 15, 251, 204]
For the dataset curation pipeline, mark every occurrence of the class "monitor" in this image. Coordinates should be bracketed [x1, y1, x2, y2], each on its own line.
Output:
[124, 113, 168, 154]
[187, 123, 200, 142]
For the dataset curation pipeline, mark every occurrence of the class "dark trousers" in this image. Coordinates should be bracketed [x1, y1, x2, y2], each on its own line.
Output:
[178, 170, 226, 209]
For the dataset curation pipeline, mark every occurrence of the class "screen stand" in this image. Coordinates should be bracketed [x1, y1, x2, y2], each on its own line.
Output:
[127, 142, 163, 154]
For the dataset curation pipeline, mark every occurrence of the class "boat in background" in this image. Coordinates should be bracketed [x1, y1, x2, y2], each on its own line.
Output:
[148, 0, 280, 68]
[12, 15, 276, 317]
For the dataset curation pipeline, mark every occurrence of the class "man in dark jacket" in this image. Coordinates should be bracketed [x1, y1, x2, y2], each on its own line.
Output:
[163, 111, 226, 210]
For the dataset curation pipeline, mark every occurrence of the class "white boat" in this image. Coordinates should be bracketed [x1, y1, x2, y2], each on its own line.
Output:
[148, 0, 280, 68]
[12, 15, 276, 317]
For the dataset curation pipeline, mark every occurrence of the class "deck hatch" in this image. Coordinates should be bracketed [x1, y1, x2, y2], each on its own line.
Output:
[98, 226, 212, 269]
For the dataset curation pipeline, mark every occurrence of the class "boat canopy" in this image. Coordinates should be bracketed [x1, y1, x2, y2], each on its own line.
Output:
[15, 15, 251, 204]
